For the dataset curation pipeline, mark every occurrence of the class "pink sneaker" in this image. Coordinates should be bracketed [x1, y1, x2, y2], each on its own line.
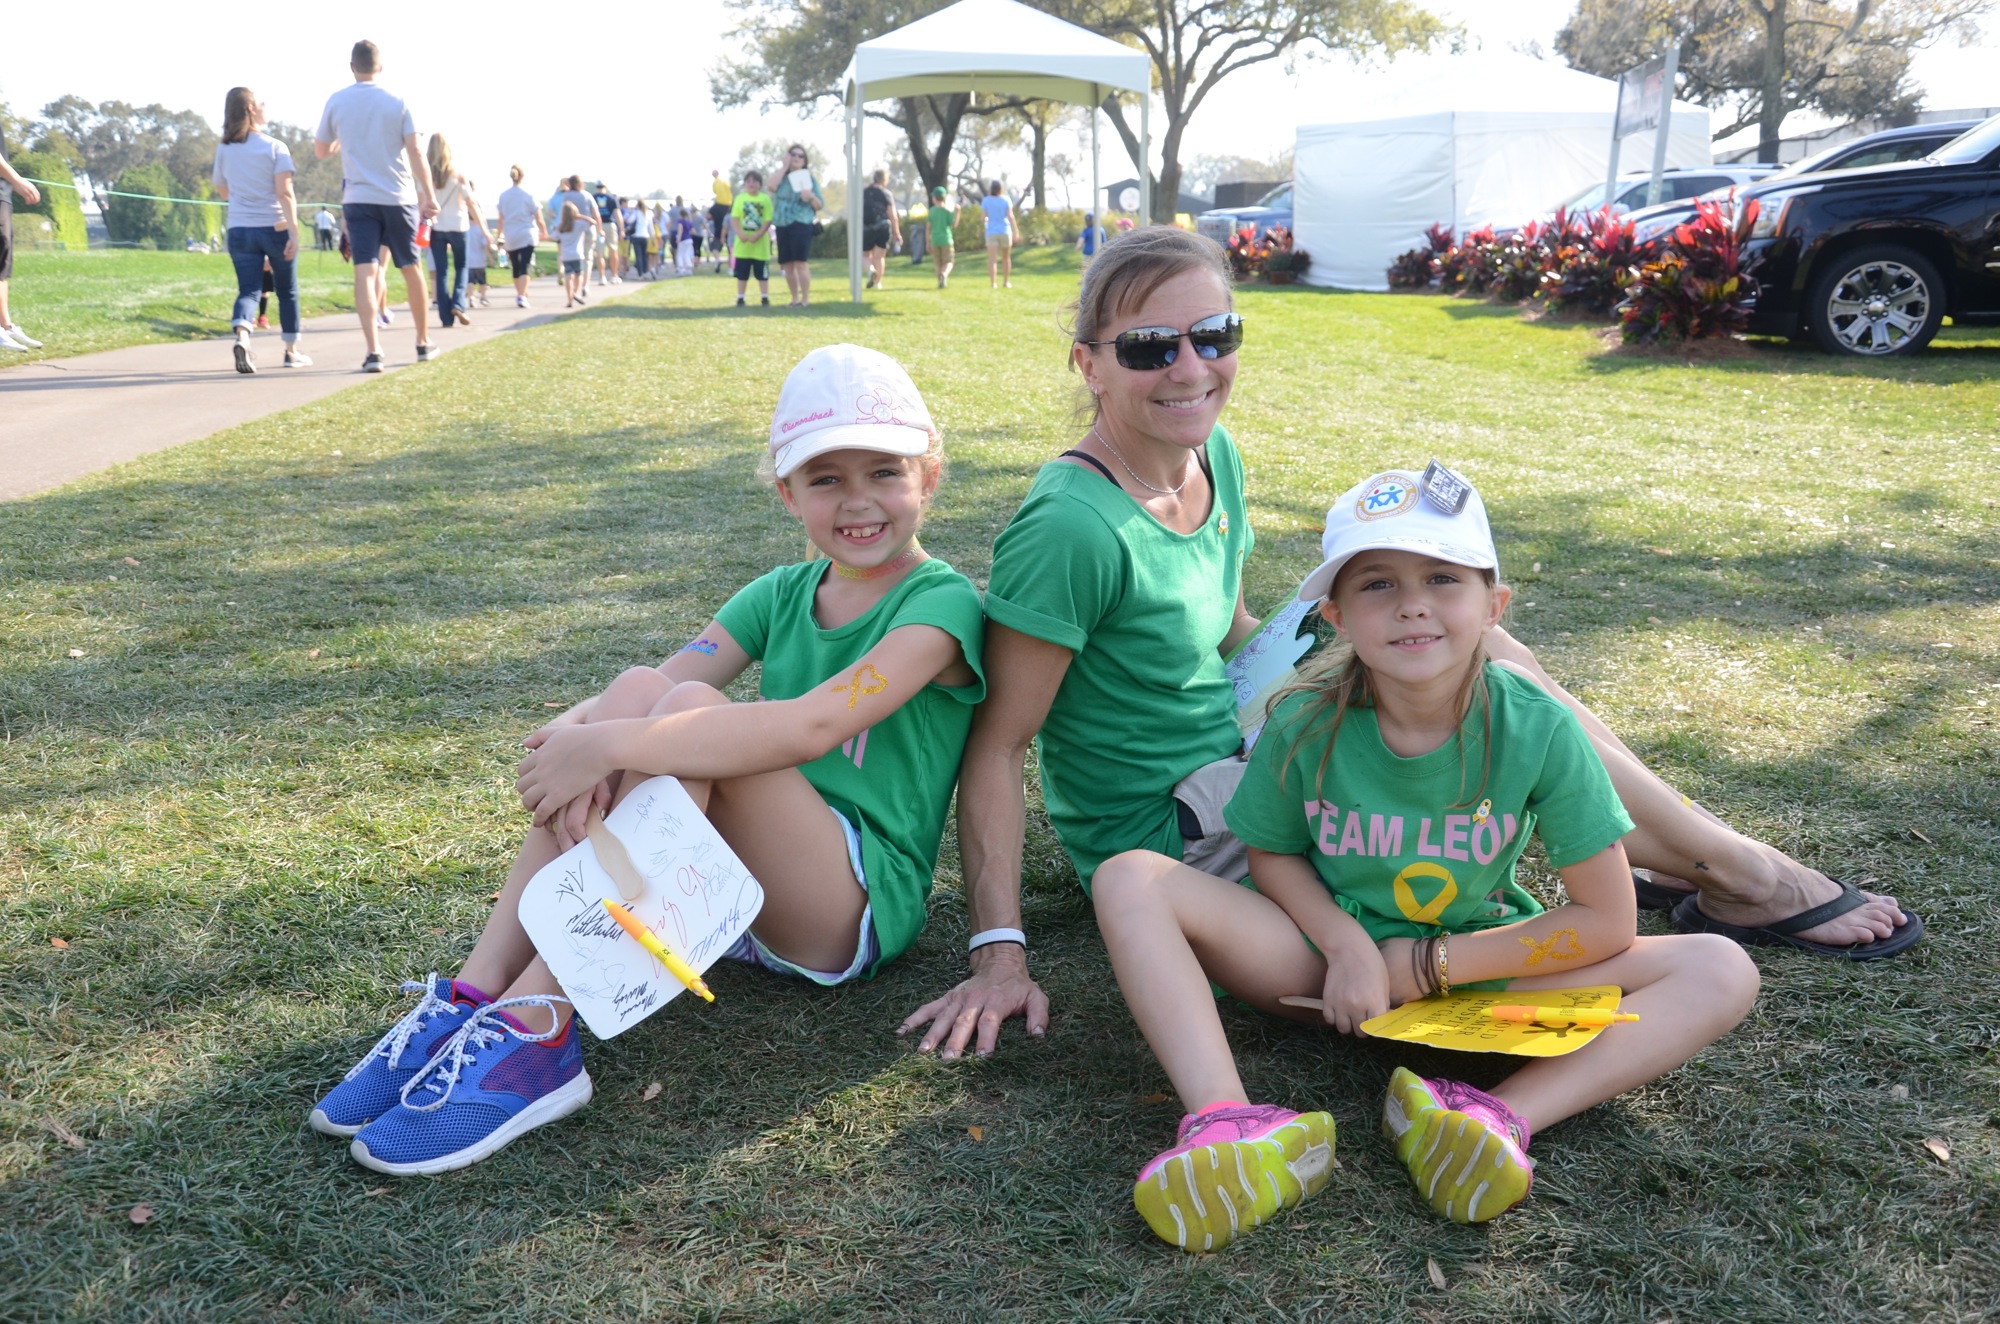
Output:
[1133, 1102, 1335, 1252]
[1382, 1066, 1534, 1223]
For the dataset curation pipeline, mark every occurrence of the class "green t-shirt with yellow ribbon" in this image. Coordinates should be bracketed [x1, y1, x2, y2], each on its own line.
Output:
[713, 558, 985, 973]
[1224, 663, 1632, 943]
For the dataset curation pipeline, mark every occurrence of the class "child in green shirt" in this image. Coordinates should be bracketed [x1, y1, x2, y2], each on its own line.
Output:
[1094, 465, 1758, 1248]
[729, 170, 775, 306]
[313, 345, 986, 1178]
[926, 185, 956, 288]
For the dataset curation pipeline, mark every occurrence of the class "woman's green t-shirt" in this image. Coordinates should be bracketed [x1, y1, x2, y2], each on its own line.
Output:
[983, 426, 1253, 887]
[713, 558, 986, 973]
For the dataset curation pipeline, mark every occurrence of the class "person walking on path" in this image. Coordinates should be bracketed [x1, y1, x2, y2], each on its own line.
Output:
[551, 176, 598, 304]
[926, 185, 956, 290]
[708, 169, 733, 274]
[314, 206, 337, 251]
[981, 180, 1017, 289]
[861, 168, 901, 291]
[0, 128, 44, 354]
[495, 165, 547, 309]
[314, 39, 439, 373]
[772, 144, 821, 308]
[426, 134, 493, 329]
[213, 86, 309, 373]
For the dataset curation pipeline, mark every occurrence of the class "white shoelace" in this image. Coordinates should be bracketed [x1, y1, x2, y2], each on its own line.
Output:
[398, 994, 572, 1113]
[341, 973, 455, 1081]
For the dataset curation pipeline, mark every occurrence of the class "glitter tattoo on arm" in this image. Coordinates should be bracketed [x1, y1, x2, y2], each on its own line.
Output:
[681, 638, 720, 656]
[1518, 928, 1585, 965]
[832, 663, 890, 710]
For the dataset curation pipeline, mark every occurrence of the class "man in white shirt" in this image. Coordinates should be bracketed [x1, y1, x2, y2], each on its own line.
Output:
[314, 207, 337, 251]
[314, 39, 439, 372]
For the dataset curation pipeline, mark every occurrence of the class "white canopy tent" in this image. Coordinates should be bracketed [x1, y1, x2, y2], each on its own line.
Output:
[1290, 53, 1712, 291]
[839, 0, 1152, 302]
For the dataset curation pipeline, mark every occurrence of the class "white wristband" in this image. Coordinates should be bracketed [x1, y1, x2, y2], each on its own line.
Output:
[968, 927, 1027, 953]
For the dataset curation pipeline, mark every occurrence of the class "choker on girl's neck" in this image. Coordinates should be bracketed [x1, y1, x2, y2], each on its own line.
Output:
[831, 540, 925, 580]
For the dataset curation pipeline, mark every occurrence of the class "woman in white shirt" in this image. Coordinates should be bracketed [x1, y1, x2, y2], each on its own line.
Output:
[495, 165, 549, 309]
[426, 134, 495, 328]
[211, 86, 308, 371]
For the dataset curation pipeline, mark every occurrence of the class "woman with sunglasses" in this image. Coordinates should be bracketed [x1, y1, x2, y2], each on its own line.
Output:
[899, 224, 1915, 1082]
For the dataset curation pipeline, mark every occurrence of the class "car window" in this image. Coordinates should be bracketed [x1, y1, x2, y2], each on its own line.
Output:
[1257, 183, 1292, 209]
[1616, 182, 1652, 209]
[1669, 175, 1731, 200]
[1931, 115, 2000, 164]
[1836, 140, 1948, 169]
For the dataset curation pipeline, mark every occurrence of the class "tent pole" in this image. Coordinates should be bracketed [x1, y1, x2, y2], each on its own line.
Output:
[849, 81, 863, 303]
[1139, 93, 1152, 223]
[1090, 83, 1100, 243]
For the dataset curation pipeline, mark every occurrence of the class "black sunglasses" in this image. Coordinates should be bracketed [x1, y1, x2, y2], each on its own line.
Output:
[1080, 312, 1244, 371]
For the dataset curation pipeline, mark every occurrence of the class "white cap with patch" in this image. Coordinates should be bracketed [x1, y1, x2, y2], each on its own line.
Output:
[1297, 462, 1498, 602]
[769, 343, 935, 479]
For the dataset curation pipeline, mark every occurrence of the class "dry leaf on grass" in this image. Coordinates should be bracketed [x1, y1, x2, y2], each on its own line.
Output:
[122, 557, 141, 567]
[307, 648, 321, 660]
[543, 702, 564, 708]
[49, 937, 68, 949]
[967, 1125, 986, 1141]
[364, 1186, 391, 1197]
[1924, 1137, 1951, 1163]
[1909, 827, 1934, 844]
[128, 1203, 154, 1226]
[1891, 1084, 1910, 1100]
[43, 1118, 85, 1149]
[1426, 1256, 1447, 1289]
[1139, 1093, 1170, 1105]
[68, 649, 86, 659]
[642, 1082, 662, 1102]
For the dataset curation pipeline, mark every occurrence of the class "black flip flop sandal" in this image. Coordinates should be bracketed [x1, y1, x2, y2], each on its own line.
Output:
[1670, 881, 1925, 960]
[1631, 869, 1693, 911]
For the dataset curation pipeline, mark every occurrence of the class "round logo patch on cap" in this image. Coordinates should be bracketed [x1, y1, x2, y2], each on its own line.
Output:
[1354, 473, 1418, 521]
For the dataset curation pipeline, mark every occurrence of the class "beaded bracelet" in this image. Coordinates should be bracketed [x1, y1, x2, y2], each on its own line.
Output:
[1436, 932, 1452, 997]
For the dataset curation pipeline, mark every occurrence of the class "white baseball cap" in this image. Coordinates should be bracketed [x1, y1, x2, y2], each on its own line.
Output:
[1297, 463, 1498, 602]
[769, 344, 936, 479]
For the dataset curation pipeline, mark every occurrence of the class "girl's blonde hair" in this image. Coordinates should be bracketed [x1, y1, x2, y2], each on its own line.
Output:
[558, 201, 580, 234]
[427, 133, 455, 190]
[1269, 567, 1499, 812]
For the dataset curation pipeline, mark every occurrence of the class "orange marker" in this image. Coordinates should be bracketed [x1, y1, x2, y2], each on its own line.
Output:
[1487, 1005, 1637, 1028]
[602, 899, 716, 1003]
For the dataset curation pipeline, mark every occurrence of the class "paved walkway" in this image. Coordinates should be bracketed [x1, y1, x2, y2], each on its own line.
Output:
[0, 272, 654, 501]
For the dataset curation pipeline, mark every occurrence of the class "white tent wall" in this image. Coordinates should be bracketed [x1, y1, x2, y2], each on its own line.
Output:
[1291, 55, 1710, 292]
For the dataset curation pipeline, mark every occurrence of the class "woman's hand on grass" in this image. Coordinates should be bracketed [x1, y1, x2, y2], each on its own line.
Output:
[898, 944, 1049, 1060]
[1318, 944, 1391, 1035]
[517, 723, 613, 826]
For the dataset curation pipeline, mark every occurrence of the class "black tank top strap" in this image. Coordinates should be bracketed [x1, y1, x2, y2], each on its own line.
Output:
[1058, 449, 1119, 484]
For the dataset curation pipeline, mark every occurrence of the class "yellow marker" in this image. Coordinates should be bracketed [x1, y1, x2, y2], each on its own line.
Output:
[602, 899, 716, 1003]
[1486, 1005, 1638, 1028]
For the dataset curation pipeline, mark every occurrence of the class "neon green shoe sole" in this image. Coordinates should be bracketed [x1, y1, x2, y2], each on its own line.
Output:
[1133, 1110, 1336, 1252]
[1382, 1066, 1532, 1224]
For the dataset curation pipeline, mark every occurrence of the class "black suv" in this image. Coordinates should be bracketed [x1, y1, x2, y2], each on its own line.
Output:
[1738, 113, 2000, 355]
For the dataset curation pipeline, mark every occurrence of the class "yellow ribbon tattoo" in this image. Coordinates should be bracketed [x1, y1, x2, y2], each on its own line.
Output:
[1518, 928, 1585, 965]
[839, 663, 890, 710]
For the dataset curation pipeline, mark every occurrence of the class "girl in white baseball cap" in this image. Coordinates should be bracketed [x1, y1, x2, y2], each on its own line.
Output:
[324, 344, 990, 1177]
[1099, 463, 1758, 1240]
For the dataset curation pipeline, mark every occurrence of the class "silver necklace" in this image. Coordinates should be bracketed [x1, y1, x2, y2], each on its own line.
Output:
[1087, 427, 1194, 497]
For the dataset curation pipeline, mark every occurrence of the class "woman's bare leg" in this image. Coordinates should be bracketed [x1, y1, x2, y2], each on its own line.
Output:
[1488, 628, 1904, 947]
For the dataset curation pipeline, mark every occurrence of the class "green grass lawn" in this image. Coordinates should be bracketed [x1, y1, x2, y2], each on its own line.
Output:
[3, 249, 1997, 1322]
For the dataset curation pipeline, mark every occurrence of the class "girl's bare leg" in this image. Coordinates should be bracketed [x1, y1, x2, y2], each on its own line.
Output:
[1092, 850, 1329, 1112]
[457, 666, 677, 1006]
[1488, 628, 1903, 947]
[1488, 933, 1758, 1133]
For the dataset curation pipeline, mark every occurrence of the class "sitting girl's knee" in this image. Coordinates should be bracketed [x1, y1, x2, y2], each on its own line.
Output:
[653, 680, 725, 716]
[1092, 850, 1172, 913]
[1687, 932, 1760, 1007]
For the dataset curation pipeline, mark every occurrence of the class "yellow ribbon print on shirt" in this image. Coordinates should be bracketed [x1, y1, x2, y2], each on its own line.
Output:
[1392, 861, 1459, 925]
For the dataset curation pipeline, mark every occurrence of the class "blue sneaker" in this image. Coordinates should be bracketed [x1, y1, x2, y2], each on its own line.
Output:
[308, 974, 487, 1137]
[348, 995, 592, 1176]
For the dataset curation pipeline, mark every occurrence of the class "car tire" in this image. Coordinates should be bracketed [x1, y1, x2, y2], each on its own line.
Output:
[1805, 244, 1945, 356]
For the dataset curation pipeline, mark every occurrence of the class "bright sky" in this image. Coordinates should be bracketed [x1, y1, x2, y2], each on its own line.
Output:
[2, 0, 1991, 201]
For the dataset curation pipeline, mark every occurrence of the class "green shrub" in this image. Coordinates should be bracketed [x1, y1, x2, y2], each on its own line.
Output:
[105, 162, 218, 250]
[9, 151, 89, 250]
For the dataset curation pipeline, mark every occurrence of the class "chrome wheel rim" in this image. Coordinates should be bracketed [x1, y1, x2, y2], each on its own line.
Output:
[1825, 260, 1931, 354]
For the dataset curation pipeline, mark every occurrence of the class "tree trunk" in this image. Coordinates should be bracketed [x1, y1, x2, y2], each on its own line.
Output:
[1757, 0, 1788, 163]
[1152, 116, 1191, 223]
[900, 94, 970, 194]
[1028, 115, 1048, 211]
